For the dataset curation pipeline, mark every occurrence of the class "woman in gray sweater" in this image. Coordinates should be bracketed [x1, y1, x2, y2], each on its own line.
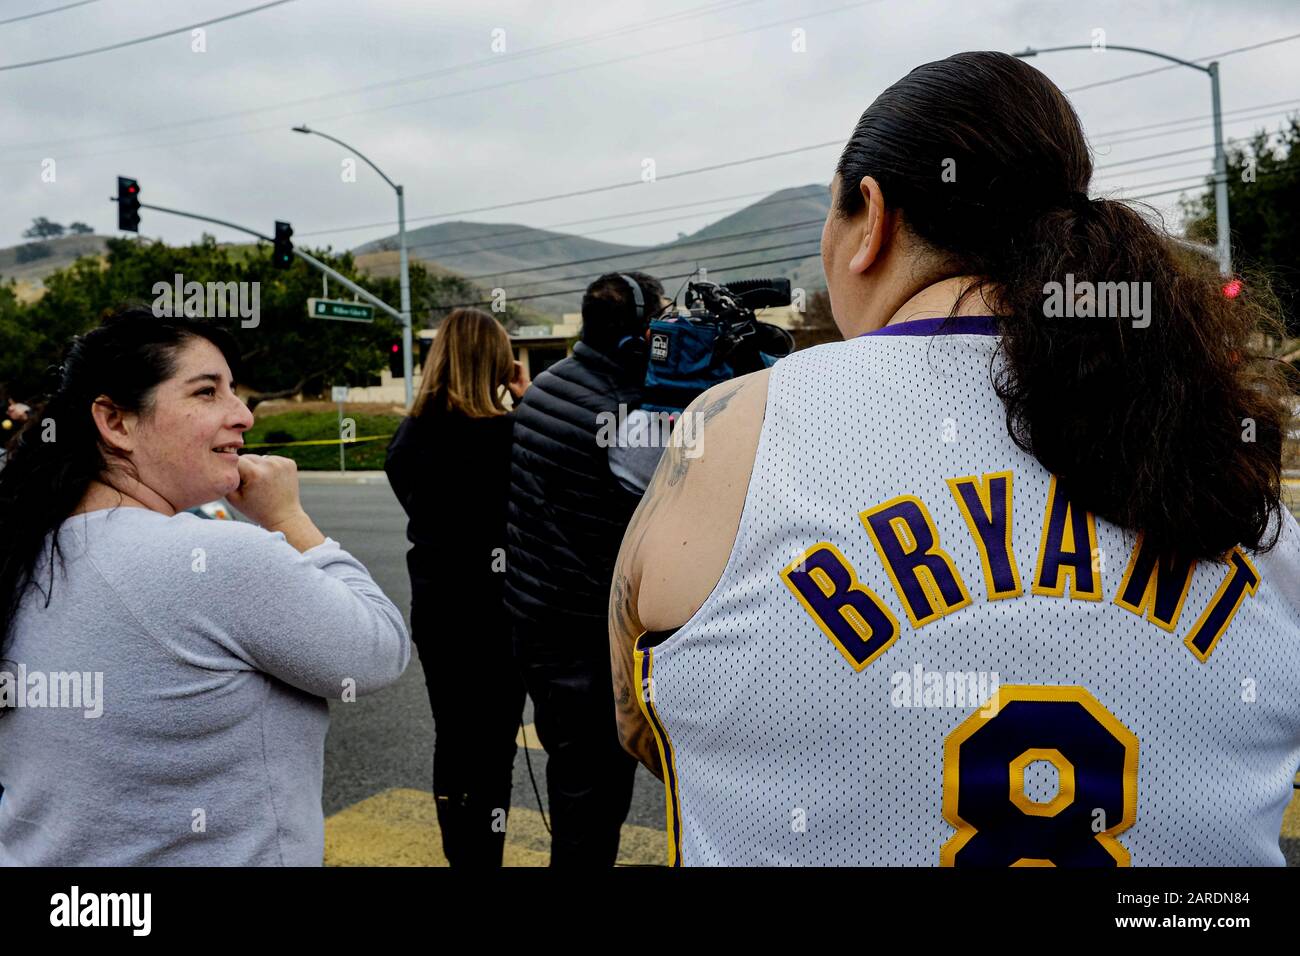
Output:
[0, 307, 410, 865]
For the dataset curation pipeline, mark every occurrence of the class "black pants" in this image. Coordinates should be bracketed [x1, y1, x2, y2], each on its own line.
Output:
[411, 599, 526, 868]
[514, 633, 638, 867]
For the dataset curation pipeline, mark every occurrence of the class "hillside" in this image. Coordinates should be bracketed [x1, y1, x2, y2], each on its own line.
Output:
[0, 187, 831, 317]
[355, 185, 830, 315]
[0, 233, 109, 289]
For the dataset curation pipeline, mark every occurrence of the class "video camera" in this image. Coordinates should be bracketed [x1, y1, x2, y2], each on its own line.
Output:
[642, 277, 796, 415]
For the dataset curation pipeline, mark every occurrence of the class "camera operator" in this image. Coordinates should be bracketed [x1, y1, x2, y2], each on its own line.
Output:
[505, 271, 667, 866]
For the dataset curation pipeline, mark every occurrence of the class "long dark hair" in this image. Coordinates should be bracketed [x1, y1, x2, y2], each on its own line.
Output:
[834, 50, 1296, 563]
[0, 306, 241, 652]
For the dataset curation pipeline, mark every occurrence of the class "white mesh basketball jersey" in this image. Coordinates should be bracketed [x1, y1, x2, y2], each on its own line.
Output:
[635, 315, 1300, 866]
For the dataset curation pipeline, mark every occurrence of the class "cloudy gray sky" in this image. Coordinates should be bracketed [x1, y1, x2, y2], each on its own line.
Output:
[3, 0, 1298, 254]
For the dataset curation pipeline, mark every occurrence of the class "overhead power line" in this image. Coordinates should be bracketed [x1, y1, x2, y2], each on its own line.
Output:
[0, 0, 296, 71]
[319, 140, 1237, 247]
[494, 237, 822, 294]
[307, 140, 842, 239]
[1, 0, 878, 151]
[423, 250, 825, 313]
[464, 221, 825, 282]
[1064, 31, 1300, 94]
[0, 0, 101, 27]
[377, 188, 779, 255]
[1094, 104, 1300, 149]
[1090, 95, 1300, 139]
[1, 0, 761, 149]
[399, 197, 825, 263]
[1093, 156, 1213, 181]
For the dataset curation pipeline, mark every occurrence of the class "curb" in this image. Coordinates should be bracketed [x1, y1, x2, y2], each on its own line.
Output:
[298, 471, 390, 486]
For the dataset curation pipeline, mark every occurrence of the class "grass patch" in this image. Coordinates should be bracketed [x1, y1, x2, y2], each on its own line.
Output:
[244, 408, 403, 470]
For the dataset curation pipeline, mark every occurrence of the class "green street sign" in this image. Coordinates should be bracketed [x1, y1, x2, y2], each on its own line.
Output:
[308, 298, 375, 322]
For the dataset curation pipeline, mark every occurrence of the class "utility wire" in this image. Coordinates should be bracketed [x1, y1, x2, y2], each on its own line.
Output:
[0, 0, 297, 71]
[1, 0, 761, 149]
[422, 250, 825, 312]
[1, 0, 875, 149]
[400, 198, 824, 264]
[1094, 104, 1300, 149]
[375, 188, 779, 254]
[1090, 95, 1300, 139]
[458, 219, 824, 281]
[1064, 31, 1300, 94]
[304, 128, 1283, 244]
[314, 140, 1232, 249]
[0, 0, 100, 27]
[485, 237, 822, 293]
[304, 140, 842, 237]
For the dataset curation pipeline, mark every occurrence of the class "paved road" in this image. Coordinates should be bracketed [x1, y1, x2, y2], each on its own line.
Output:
[298, 475, 667, 865]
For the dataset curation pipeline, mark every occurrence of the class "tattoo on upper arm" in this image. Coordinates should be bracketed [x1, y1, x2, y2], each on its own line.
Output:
[608, 378, 748, 779]
[609, 567, 663, 778]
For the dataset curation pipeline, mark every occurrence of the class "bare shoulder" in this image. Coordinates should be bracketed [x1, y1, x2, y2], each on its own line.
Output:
[635, 367, 771, 632]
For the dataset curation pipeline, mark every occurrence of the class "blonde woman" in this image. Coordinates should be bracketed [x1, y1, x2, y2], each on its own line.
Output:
[384, 307, 530, 867]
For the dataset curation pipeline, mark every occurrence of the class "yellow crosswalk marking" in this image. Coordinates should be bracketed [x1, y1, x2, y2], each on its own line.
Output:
[1285, 783, 1300, 841]
[324, 787, 666, 866]
[515, 722, 544, 751]
[324, 783, 1300, 866]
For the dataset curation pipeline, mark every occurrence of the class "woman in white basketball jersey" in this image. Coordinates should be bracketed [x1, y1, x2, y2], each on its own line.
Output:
[609, 51, 1299, 866]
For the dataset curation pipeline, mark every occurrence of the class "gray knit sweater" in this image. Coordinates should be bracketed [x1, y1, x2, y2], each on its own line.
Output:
[0, 506, 410, 865]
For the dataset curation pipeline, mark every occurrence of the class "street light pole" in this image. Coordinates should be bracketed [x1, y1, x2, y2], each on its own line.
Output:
[397, 184, 412, 398]
[1015, 44, 1232, 276]
[1207, 61, 1231, 277]
[292, 124, 414, 407]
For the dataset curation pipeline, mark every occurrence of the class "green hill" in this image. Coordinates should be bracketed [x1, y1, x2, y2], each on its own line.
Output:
[355, 185, 830, 315]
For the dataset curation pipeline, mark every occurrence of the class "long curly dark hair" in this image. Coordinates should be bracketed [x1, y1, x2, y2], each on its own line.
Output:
[833, 50, 1296, 563]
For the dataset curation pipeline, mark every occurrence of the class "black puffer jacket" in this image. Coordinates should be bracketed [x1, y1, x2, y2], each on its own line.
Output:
[505, 341, 646, 653]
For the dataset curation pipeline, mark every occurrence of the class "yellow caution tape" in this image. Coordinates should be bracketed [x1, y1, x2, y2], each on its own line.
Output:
[242, 434, 394, 449]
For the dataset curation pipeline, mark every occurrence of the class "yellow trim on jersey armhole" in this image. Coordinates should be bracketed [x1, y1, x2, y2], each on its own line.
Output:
[634, 638, 684, 866]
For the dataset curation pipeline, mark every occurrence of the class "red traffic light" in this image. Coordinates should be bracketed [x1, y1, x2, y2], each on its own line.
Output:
[1222, 278, 1244, 299]
[116, 176, 141, 233]
[391, 343, 400, 352]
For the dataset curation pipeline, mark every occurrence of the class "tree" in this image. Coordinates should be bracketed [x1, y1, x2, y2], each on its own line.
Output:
[0, 234, 515, 405]
[68, 222, 93, 235]
[22, 217, 65, 240]
[1182, 118, 1300, 337]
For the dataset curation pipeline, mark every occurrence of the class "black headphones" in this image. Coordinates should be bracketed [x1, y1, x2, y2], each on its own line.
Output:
[612, 274, 651, 364]
[617, 273, 645, 322]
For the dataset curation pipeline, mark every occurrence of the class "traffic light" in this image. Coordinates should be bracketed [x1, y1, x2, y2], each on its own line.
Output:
[388, 341, 403, 378]
[273, 221, 294, 269]
[117, 177, 140, 232]
[416, 336, 431, 370]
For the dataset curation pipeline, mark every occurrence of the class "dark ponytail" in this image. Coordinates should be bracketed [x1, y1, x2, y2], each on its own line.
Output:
[834, 50, 1296, 563]
[0, 306, 241, 653]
